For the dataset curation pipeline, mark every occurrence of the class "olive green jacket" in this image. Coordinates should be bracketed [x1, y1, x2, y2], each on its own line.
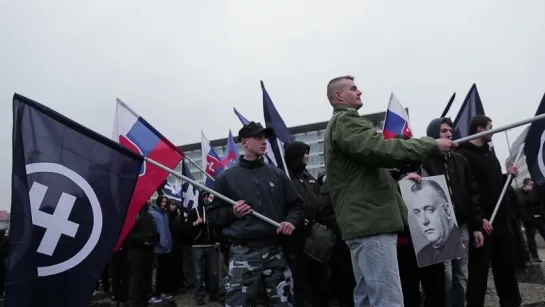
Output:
[324, 105, 439, 240]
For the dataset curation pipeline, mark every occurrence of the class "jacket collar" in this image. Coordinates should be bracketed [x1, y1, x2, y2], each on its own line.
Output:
[238, 155, 266, 169]
[332, 104, 357, 112]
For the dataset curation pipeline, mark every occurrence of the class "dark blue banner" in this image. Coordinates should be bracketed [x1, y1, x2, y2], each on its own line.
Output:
[7, 93, 143, 307]
[452, 83, 486, 139]
[261, 80, 293, 168]
[524, 93, 545, 190]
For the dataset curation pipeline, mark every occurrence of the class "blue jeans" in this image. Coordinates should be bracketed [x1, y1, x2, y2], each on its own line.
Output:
[444, 224, 470, 307]
[346, 233, 403, 307]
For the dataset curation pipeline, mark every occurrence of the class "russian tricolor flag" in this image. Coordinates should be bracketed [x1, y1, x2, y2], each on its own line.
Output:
[201, 131, 224, 189]
[113, 99, 184, 250]
[383, 93, 413, 139]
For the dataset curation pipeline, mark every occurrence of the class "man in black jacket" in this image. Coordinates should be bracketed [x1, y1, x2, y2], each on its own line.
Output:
[517, 178, 545, 262]
[423, 117, 482, 307]
[184, 191, 222, 305]
[124, 201, 159, 307]
[456, 115, 521, 307]
[284, 141, 326, 307]
[207, 122, 305, 307]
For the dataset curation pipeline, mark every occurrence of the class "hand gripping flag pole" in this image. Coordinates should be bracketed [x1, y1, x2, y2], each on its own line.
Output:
[453, 112, 545, 145]
[452, 112, 545, 225]
[489, 145, 524, 224]
[145, 157, 281, 228]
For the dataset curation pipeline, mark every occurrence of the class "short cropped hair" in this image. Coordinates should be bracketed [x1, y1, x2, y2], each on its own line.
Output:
[468, 115, 492, 135]
[523, 178, 532, 186]
[411, 179, 448, 204]
[327, 75, 355, 102]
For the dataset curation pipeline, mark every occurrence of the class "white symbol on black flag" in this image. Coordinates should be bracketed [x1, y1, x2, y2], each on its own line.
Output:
[7, 94, 144, 307]
[180, 160, 199, 216]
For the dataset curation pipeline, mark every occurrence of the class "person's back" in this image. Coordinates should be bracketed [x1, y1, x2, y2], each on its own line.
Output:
[323, 75, 454, 306]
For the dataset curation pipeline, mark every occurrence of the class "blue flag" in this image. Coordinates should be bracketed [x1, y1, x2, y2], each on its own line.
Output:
[261, 80, 293, 167]
[7, 94, 143, 307]
[524, 93, 545, 190]
[232, 107, 277, 166]
[452, 83, 486, 140]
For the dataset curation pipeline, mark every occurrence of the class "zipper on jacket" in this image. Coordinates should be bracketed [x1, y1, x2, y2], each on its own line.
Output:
[443, 154, 456, 208]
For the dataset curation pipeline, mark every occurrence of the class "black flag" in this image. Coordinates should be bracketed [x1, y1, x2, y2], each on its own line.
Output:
[524, 93, 545, 191]
[6, 94, 144, 307]
[452, 84, 486, 140]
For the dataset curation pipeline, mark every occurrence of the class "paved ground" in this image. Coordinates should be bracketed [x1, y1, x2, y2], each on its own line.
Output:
[4, 250, 545, 306]
[169, 248, 545, 306]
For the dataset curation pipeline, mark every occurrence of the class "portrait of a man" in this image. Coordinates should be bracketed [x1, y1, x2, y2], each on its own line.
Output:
[400, 175, 466, 267]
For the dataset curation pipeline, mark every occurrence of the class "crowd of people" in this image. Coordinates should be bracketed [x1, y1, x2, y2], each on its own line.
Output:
[2, 75, 543, 307]
[96, 75, 542, 307]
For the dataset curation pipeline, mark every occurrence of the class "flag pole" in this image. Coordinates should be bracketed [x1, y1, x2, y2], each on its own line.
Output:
[277, 139, 291, 181]
[454, 113, 545, 145]
[490, 145, 524, 224]
[440, 92, 456, 118]
[145, 157, 280, 228]
[185, 156, 215, 182]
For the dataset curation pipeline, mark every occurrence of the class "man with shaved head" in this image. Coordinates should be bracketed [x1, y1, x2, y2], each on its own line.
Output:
[323, 75, 458, 306]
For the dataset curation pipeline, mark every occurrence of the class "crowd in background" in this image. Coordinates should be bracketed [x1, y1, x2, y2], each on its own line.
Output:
[0, 76, 545, 307]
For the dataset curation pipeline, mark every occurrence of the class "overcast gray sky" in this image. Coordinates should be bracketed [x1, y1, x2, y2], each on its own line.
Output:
[1, 1, 544, 211]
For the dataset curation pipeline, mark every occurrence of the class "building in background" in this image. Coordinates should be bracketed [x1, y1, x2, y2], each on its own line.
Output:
[505, 127, 529, 188]
[177, 110, 389, 184]
[0, 210, 9, 231]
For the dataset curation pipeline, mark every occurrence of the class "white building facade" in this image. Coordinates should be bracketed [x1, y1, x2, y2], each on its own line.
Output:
[177, 110, 388, 184]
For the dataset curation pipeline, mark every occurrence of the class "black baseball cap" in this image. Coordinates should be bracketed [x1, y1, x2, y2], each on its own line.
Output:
[238, 121, 273, 142]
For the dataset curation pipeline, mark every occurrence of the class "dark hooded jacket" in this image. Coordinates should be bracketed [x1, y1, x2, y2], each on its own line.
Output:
[423, 118, 482, 230]
[316, 172, 343, 240]
[456, 137, 510, 222]
[207, 156, 305, 248]
[284, 141, 321, 222]
[124, 203, 159, 250]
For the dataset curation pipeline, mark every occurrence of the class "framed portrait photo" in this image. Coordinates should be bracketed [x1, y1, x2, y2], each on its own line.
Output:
[399, 174, 466, 267]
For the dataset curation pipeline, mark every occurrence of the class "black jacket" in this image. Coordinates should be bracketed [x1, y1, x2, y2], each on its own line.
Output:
[184, 202, 221, 246]
[516, 188, 545, 222]
[124, 205, 159, 250]
[207, 156, 305, 247]
[423, 118, 481, 230]
[456, 142, 510, 222]
[285, 141, 321, 222]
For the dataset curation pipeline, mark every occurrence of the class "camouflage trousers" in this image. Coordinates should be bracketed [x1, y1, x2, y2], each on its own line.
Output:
[224, 244, 294, 307]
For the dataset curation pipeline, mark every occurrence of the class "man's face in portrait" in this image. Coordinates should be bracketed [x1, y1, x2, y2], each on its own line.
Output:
[411, 184, 451, 246]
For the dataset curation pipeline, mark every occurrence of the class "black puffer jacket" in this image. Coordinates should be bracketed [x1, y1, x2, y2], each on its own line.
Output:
[284, 141, 321, 222]
[424, 118, 482, 231]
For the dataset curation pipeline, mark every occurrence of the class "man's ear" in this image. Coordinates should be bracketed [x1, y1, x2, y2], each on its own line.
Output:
[442, 203, 453, 221]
